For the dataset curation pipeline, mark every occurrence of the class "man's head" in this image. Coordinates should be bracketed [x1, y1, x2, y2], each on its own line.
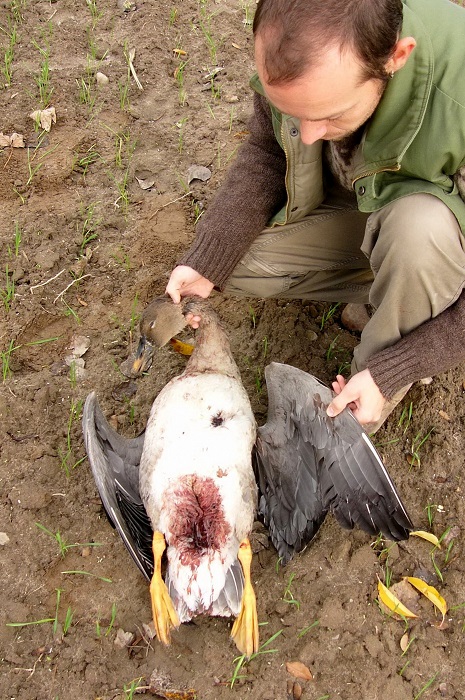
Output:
[254, 0, 416, 144]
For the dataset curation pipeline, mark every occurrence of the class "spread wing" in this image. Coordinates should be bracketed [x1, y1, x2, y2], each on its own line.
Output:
[254, 363, 413, 565]
[82, 392, 154, 580]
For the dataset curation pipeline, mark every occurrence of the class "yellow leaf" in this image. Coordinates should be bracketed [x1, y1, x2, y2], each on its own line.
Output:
[377, 579, 418, 619]
[410, 530, 441, 548]
[405, 577, 448, 616]
[285, 661, 313, 681]
[169, 338, 194, 356]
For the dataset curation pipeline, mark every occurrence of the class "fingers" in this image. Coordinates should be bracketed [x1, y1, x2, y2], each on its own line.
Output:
[165, 265, 197, 304]
[326, 369, 386, 425]
[165, 284, 181, 304]
[331, 374, 346, 396]
[165, 266, 214, 303]
[184, 312, 201, 329]
[165, 268, 184, 303]
[327, 375, 350, 416]
[327, 388, 353, 417]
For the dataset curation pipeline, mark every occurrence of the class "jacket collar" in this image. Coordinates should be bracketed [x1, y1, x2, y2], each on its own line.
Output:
[355, 2, 434, 177]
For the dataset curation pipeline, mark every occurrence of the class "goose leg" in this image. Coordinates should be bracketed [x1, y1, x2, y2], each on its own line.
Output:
[230, 538, 259, 657]
[150, 530, 180, 644]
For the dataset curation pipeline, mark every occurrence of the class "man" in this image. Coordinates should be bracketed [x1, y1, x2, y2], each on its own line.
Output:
[166, 0, 465, 430]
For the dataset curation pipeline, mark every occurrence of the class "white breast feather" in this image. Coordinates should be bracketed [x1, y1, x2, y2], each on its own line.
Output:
[140, 372, 256, 536]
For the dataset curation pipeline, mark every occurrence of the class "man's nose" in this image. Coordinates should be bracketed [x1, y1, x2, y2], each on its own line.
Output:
[299, 120, 328, 145]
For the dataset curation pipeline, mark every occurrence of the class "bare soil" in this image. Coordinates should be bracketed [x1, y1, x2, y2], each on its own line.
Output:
[1, 1, 465, 698]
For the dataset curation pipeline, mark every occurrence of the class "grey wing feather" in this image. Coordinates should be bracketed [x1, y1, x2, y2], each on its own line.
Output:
[82, 392, 154, 580]
[255, 363, 413, 564]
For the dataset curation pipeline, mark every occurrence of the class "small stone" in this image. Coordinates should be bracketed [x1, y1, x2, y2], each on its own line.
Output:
[12, 267, 24, 282]
[81, 546, 91, 557]
[306, 330, 318, 342]
[341, 303, 370, 332]
[117, 0, 136, 11]
[95, 71, 109, 86]
[0, 532, 10, 545]
[438, 682, 449, 696]
[420, 376, 433, 385]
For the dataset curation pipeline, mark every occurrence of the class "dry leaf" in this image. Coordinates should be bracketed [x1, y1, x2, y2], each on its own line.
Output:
[405, 576, 448, 616]
[142, 621, 156, 639]
[377, 579, 418, 619]
[68, 335, 91, 358]
[135, 169, 156, 190]
[410, 530, 441, 548]
[0, 131, 25, 148]
[11, 132, 25, 147]
[286, 661, 313, 681]
[113, 628, 135, 648]
[400, 632, 410, 652]
[187, 164, 212, 185]
[287, 680, 303, 699]
[29, 106, 56, 132]
[169, 338, 194, 356]
[430, 618, 450, 630]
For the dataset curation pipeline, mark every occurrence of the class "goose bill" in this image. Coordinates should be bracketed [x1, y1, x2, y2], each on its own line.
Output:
[133, 336, 154, 374]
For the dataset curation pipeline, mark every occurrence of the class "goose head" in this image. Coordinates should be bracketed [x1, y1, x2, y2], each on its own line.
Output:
[133, 296, 188, 373]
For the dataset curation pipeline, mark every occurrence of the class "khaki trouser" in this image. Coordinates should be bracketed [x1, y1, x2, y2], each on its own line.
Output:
[225, 186, 465, 371]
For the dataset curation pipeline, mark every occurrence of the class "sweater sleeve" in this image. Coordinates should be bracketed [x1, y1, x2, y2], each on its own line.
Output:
[178, 93, 287, 288]
[368, 291, 465, 399]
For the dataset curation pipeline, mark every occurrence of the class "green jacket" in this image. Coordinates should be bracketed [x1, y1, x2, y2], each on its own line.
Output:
[250, 0, 465, 230]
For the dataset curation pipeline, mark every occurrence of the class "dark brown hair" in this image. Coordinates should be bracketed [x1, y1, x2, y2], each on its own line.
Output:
[253, 0, 403, 84]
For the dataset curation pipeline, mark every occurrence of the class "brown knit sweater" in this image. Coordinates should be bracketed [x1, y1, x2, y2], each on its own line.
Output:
[180, 94, 465, 399]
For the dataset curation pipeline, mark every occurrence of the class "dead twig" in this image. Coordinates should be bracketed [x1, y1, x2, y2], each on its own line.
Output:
[128, 48, 143, 91]
[30, 269, 66, 292]
[14, 653, 44, 679]
[53, 274, 91, 303]
[148, 191, 192, 222]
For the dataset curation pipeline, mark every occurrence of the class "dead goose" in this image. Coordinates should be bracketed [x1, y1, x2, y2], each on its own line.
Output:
[83, 296, 258, 657]
[82, 295, 413, 655]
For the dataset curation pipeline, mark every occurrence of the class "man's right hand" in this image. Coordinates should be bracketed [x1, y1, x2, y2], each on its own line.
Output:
[165, 265, 214, 304]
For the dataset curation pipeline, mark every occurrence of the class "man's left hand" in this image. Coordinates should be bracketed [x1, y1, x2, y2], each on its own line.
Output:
[326, 368, 386, 425]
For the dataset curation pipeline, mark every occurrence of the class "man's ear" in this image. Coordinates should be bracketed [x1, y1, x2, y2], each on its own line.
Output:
[386, 36, 416, 75]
